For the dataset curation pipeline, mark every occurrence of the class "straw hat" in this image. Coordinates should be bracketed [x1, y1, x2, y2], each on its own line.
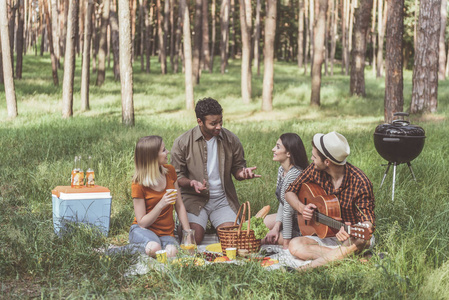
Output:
[313, 132, 350, 165]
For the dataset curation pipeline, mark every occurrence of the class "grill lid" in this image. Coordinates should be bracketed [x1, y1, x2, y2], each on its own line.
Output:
[374, 112, 425, 137]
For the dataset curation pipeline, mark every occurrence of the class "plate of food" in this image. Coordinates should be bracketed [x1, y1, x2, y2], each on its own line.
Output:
[205, 243, 222, 253]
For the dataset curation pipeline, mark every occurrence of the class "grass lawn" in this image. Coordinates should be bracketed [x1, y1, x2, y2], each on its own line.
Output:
[1, 54, 449, 299]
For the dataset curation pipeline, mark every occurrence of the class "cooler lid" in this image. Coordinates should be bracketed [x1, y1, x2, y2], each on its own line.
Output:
[52, 186, 111, 199]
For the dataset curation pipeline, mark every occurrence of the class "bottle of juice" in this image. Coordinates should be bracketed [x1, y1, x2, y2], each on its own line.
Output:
[71, 156, 78, 188]
[77, 156, 84, 188]
[86, 156, 95, 187]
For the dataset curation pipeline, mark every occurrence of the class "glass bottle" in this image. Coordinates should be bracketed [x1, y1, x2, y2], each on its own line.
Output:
[86, 156, 95, 187]
[76, 156, 84, 188]
[71, 156, 78, 188]
[180, 229, 197, 255]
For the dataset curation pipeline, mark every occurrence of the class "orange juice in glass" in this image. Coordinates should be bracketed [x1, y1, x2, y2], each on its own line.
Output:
[166, 189, 177, 205]
[180, 229, 197, 255]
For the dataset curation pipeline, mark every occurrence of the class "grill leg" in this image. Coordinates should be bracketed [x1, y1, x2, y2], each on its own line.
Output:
[392, 162, 397, 201]
[407, 162, 417, 181]
[380, 162, 392, 188]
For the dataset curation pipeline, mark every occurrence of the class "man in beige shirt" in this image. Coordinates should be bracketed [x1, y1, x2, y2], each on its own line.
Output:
[171, 98, 260, 244]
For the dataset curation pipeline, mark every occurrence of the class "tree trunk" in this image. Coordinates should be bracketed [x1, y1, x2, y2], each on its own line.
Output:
[118, 0, 134, 125]
[201, 0, 210, 71]
[308, 0, 314, 75]
[384, 0, 403, 123]
[210, 0, 216, 72]
[81, 0, 93, 111]
[96, 0, 110, 86]
[157, 0, 167, 74]
[238, 0, 251, 103]
[43, 0, 59, 85]
[371, 0, 376, 76]
[253, 0, 261, 76]
[230, 0, 235, 59]
[437, 0, 446, 80]
[174, 0, 181, 73]
[330, 0, 337, 75]
[146, 0, 154, 73]
[1, 0, 18, 118]
[220, 0, 229, 74]
[140, 2, 145, 71]
[110, 10, 120, 80]
[131, 0, 136, 59]
[15, 0, 24, 79]
[410, 0, 440, 114]
[192, 0, 202, 83]
[304, 0, 309, 74]
[261, 0, 277, 111]
[62, 0, 78, 118]
[324, 0, 330, 76]
[298, 0, 304, 68]
[51, 0, 60, 67]
[180, 0, 194, 109]
[8, 0, 17, 76]
[0, 39, 3, 84]
[163, 0, 170, 70]
[170, 0, 175, 71]
[376, 0, 386, 77]
[310, 0, 328, 106]
[349, 0, 373, 96]
[79, 0, 84, 59]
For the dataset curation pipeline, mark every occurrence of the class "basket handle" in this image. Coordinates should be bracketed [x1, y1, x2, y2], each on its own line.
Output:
[237, 201, 252, 236]
[233, 202, 247, 226]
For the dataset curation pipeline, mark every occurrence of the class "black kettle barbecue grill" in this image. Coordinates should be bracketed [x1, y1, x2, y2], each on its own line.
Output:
[373, 112, 426, 201]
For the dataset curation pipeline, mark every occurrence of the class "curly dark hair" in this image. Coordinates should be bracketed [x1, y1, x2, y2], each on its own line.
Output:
[195, 98, 223, 122]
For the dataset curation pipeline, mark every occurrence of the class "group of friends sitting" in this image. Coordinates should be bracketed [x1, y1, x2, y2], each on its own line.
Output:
[109, 97, 375, 271]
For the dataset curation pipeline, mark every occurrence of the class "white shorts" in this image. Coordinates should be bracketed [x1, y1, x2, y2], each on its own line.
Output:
[305, 235, 376, 250]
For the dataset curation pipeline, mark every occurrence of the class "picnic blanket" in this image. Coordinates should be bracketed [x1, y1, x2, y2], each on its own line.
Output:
[124, 234, 311, 276]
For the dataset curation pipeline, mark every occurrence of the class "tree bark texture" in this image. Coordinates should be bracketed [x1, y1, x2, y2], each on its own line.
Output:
[174, 0, 181, 73]
[131, 0, 136, 59]
[410, 0, 440, 114]
[0, 40, 3, 84]
[437, 0, 446, 80]
[210, 0, 216, 72]
[384, 0, 403, 123]
[238, 0, 251, 103]
[330, 0, 337, 75]
[146, 0, 154, 73]
[157, 0, 167, 74]
[140, 2, 145, 71]
[8, 0, 17, 76]
[15, 0, 24, 79]
[201, 0, 210, 71]
[96, 0, 110, 86]
[81, 0, 93, 111]
[261, 0, 277, 112]
[298, 0, 304, 68]
[170, 0, 175, 71]
[310, 0, 328, 106]
[1, 0, 18, 117]
[304, 0, 309, 74]
[110, 11, 120, 80]
[163, 0, 170, 71]
[51, 0, 60, 65]
[118, 0, 134, 125]
[377, 0, 386, 77]
[371, 0, 376, 76]
[349, 0, 373, 96]
[180, 0, 194, 109]
[192, 0, 202, 83]
[220, 0, 229, 74]
[43, 0, 59, 85]
[253, 0, 261, 76]
[62, 0, 78, 118]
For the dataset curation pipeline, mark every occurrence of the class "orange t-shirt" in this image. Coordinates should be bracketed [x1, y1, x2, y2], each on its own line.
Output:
[131, 164, 177, 237]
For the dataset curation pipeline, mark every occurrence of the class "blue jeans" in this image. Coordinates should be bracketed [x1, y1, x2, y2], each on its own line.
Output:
[107, 224, 178, 255]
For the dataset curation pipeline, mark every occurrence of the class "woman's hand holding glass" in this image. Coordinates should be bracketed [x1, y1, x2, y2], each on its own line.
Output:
[159, 190, 177, 208]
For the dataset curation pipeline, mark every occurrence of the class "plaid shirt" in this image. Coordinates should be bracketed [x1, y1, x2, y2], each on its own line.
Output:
[286, 163, 375, 228]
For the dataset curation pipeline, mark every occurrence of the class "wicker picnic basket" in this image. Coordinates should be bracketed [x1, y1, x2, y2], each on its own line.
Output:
[217, 201, 261, 256]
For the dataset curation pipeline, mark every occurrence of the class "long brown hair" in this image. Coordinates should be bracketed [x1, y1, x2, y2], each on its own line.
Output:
[132, 136, 168, 187]
[280, 133, 309, 170]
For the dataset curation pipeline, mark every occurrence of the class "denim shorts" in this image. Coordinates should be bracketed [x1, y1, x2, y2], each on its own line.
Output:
[106, 224, 178, 255]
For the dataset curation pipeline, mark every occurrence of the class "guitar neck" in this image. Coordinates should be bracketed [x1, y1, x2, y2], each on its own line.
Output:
[314, 211, 348, 232]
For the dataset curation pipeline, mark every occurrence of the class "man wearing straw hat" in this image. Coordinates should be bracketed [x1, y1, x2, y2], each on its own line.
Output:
[285, 131, 375, 270]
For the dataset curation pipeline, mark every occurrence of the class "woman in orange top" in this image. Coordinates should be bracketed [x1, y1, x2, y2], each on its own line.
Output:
[128, 135, 190, 257]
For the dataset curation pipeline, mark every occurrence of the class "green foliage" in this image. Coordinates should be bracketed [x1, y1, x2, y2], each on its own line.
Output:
[1, 54, 449, 298]
[241, 217, 270, 240]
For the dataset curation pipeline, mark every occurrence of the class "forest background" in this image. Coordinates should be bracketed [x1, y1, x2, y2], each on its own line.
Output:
[1, 0, 449, 298]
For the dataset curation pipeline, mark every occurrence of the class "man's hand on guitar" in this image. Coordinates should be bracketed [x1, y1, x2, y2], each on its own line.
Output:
[302, 203, 317, 221]
[335, 222, 351, 242]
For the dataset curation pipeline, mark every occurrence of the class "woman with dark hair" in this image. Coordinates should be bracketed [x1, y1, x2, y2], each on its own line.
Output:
[262, 133, 309, 249]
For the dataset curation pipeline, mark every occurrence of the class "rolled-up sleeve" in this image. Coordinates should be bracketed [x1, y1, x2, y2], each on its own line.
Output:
[171, 137, 188, 180]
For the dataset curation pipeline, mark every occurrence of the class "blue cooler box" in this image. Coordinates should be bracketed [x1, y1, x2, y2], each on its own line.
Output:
[52, 186, 112, 236]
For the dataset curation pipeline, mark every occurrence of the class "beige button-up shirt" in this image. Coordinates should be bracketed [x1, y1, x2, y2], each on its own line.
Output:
[171, 126, 246, 216]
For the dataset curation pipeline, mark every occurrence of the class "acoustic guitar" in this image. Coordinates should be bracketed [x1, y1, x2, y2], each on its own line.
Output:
[296, 182, 371, 240]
